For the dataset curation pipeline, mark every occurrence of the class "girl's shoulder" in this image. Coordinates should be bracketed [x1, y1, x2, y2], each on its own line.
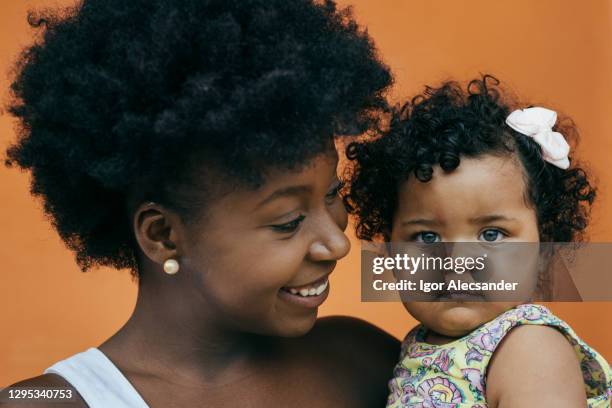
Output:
[483, 304, 608, 366]
[486, 304, 612, 407]
[463, 304, 597, 358]
[486, 324, 590, 406]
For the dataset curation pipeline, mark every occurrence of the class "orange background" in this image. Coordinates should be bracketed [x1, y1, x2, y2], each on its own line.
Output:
[1, 0, 611, 386]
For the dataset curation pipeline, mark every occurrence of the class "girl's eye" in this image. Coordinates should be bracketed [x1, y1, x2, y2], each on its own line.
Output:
[270, 215, 306, 234]
[479, 228, 506, 242]
[325, 181, 344, 204]
[413, 231, 440, 243]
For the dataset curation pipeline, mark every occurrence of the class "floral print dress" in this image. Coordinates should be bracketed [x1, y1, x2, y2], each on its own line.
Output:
[387, 304, 611, 408]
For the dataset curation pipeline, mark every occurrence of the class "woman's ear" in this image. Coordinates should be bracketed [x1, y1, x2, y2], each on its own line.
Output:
[132, 202, 181, 265]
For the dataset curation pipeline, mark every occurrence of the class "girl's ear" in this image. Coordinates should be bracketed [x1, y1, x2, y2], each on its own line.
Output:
[132, 202, 181, 266]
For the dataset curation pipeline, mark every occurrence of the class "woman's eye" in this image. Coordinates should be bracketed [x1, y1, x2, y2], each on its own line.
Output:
[325, 181, 343, 204]
[479, 229, 506, 242]
[270, 215, 306, 233]
[413, 231, 440, 243]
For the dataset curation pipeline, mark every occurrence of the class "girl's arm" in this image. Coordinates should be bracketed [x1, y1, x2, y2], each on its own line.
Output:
[486, 325, 587, 408]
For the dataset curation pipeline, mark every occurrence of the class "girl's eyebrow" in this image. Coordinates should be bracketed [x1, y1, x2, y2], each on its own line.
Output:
[401, 218, 441, 226]
[469, 214, 517, 224]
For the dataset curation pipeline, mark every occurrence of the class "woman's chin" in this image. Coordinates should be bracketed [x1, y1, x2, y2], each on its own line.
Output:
[275, 310, 319, 338]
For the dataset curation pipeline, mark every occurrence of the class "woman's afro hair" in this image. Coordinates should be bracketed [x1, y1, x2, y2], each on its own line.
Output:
[344, 75, 596, 242]
[5, 0, 392, 273]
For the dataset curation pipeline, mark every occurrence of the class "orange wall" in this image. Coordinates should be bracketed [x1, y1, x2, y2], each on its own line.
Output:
[1, 0, 611, 386]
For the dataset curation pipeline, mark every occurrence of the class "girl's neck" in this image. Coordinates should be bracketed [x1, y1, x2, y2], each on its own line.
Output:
[423, 328, 465, 346]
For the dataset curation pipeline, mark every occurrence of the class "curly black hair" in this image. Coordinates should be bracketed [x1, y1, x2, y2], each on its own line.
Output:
[344, 75, 596, 242]
[5, 0, 392, 274]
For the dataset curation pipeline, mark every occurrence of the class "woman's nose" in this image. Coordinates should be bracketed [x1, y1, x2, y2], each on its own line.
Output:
[308, 213, 351, 262]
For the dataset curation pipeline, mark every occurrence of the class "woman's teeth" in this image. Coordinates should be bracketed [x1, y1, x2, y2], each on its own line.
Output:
[287, 280, 328, 297]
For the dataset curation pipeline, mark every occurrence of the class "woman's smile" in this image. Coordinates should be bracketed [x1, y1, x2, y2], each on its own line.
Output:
[279, 273, 332, 308]
[279, 278, 330, 308]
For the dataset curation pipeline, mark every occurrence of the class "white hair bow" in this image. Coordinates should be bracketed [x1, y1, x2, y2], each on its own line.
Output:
[505, 107, 570, 169]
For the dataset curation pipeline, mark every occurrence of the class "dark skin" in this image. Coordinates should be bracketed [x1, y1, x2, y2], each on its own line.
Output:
[1, 150, 400, 408]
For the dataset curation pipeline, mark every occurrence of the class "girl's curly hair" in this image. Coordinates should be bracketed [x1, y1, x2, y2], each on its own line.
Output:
[344, 75, 596, 242]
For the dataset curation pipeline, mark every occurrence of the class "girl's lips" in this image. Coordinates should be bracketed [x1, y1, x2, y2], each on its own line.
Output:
[278, 279, 330, 309]
[437, 290, 485, 301]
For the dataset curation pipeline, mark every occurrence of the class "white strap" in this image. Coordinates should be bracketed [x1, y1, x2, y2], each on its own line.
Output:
[44, 348, 149, 408]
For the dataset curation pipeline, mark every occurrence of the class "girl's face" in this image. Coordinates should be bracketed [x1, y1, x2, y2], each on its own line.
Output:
[390, 154, 540, 338]
[176, 151, 350, 337]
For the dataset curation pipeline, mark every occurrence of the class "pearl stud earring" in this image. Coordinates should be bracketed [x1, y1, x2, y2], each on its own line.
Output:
[163, 259, 179, 275]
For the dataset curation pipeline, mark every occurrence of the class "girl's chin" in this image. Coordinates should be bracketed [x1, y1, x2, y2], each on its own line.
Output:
[434, 307, 493, 336]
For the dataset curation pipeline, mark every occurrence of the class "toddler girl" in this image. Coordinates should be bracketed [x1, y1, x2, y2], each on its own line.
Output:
[344, 76, 611, 407]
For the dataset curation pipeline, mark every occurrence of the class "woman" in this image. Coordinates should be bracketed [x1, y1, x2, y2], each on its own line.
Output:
[1, 0, 399, 406]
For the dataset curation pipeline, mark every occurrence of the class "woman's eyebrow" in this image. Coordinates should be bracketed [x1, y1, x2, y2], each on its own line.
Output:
[255, 185, 311, 209]
[469, 214, 517, 224]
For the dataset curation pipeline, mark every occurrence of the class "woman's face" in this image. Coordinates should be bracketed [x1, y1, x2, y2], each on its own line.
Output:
[176, 151, 350, 337]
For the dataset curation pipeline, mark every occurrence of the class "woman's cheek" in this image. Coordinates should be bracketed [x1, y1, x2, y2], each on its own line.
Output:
[335, 200, 349, 230]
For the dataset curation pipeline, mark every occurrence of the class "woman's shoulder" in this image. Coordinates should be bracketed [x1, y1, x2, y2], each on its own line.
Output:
[311, 315, 400, 358]
[297, 316, 401, 406]
[0, 374, 87, 408]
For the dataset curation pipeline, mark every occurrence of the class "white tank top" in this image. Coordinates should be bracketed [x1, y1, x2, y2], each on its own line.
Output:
[44, 348, 149, 408]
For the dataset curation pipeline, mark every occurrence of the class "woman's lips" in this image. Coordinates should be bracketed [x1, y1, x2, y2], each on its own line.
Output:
[279, 276, 330, 308]
[282, 275, 329, 296]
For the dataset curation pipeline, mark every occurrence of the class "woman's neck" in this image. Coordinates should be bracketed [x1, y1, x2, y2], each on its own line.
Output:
[99, 273, 281, 387]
